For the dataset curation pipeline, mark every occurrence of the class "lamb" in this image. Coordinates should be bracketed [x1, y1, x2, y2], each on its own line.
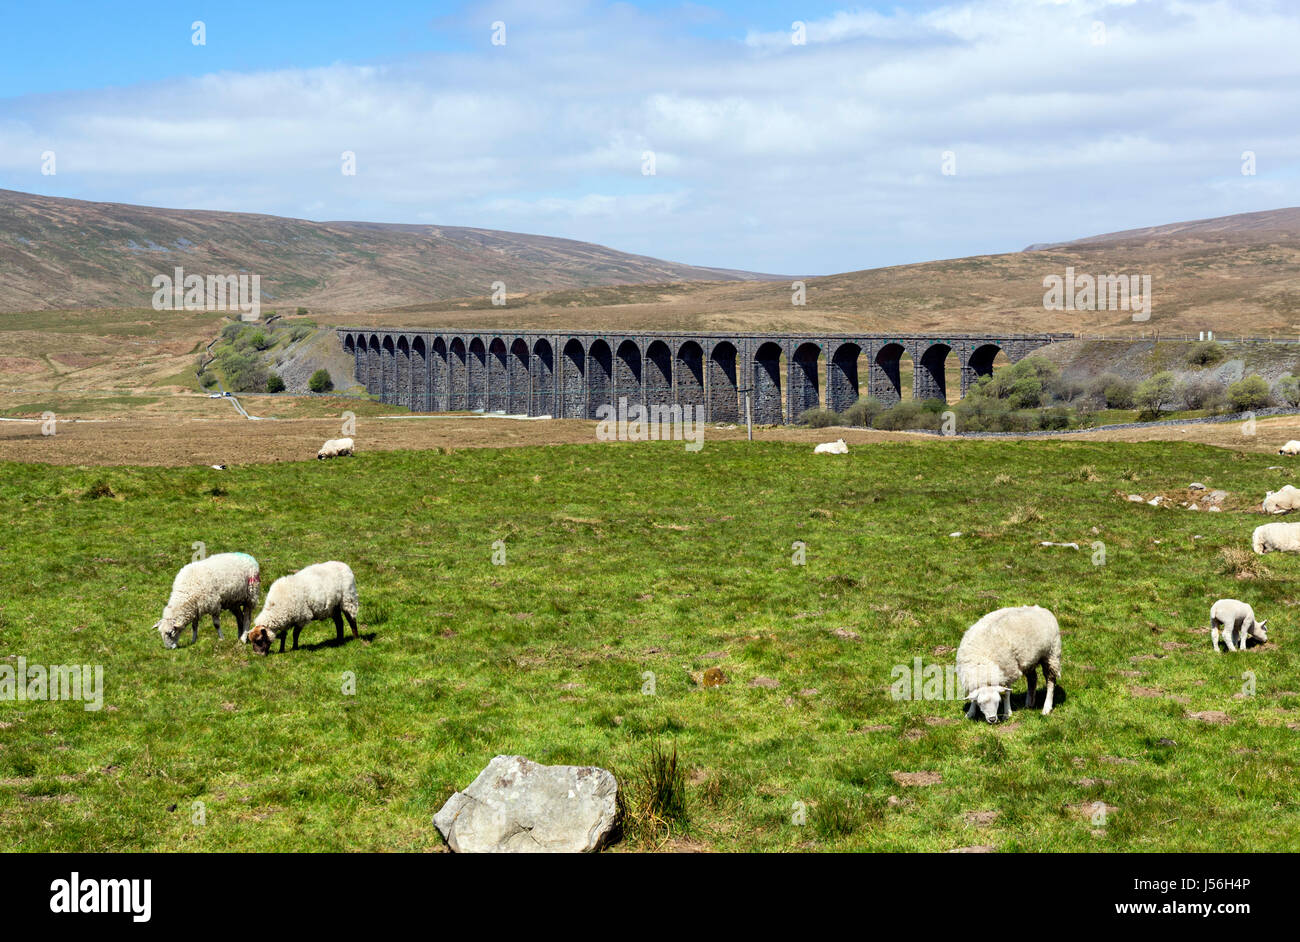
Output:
[317, 437, 354, 460]
[1252, 521, 1300, 554]
[1263, 484, 1300, 514]
[1209, 598, 1268, 653]
[955, 605, 1062, 723]
[153, 552, 260, 649]
[244, 561, 360, 655]
[1279, 441, 1300, 456]
[813, 439, 848, 455]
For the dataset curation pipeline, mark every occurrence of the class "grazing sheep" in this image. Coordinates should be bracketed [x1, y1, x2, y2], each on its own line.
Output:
[1209, 599, 1268, 653]
[245, 561, 359, 655]
[317, 437, 354, 460]
[956, 605, 1062, 723]
[153, 552, 260, 649]
[1280, 441, 1300, 456]
[813, 439, 848, 455]
[1252, 521, 1300, 554]
[1263, 484, 1300, 514]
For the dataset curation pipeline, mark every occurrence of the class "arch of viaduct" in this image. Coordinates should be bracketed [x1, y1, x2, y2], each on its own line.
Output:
[335, 329, 1067, 424]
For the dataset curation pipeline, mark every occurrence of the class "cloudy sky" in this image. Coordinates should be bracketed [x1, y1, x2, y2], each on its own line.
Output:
[1, 0, 1297, 275]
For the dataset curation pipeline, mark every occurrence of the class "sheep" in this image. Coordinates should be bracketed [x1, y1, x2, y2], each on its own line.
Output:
[153, 552, 260, 649]
[1209, 599, 1268, 653]
[813, 439, 848, 455]
[1280, 441, 1300, 456]
[1252, 521, 1300, 554]
[317, 437, 354, 460]
[1263, 484, 1300, 514]
[956, 605, 1062, 723]
[244, 561, 359, 655]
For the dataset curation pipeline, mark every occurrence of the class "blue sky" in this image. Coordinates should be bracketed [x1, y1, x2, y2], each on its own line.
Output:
[1, 0, 1297, 275]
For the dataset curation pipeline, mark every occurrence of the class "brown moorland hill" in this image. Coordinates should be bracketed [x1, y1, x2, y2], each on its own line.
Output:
[323, 208, 1300, 338]
[0, 188, 777, 314]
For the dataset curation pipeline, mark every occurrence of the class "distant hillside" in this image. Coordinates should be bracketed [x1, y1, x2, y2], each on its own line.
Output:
[325, 208, 1300, 338]
[0, 189, 777, 313]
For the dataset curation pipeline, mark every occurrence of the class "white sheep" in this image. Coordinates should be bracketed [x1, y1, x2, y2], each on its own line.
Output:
[153, 552, 260, 649]
[1252, 521, 1300, 554]
[1209, 598, 1268, 653]
[813, 439, 848, 455]
[1263, 484, 1300, 514]
[317, 437, 354, 460]
[245, 561, 360, 655]
[1279, 441, 1300, 456]
[956, 605, 1062, 723]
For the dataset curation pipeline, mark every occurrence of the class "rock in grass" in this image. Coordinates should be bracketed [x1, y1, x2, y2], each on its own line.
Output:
[433, 755, 619, 853]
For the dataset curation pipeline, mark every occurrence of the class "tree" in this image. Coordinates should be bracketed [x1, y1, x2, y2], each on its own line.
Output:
[1134, 371, 1177, 414]
[1227, 374, 1271, 412]
[266, 373, 286, 393]
[308, 369, 334, 393]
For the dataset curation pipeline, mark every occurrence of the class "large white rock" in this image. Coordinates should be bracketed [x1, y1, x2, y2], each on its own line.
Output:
[434, 755, 619, 853]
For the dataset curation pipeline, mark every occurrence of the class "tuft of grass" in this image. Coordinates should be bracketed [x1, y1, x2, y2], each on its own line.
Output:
[620, 740, 688, 845]
[1219, 546, 1269, 580]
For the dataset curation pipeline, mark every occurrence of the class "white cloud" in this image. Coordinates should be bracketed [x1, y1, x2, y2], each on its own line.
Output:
[0, 0, 1297, 275]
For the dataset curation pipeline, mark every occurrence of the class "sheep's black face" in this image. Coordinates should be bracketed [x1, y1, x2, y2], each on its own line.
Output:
[157, 622, 181, 649]
[248, 627, 274, 655]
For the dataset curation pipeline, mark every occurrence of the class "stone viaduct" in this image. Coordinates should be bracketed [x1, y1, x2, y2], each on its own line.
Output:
[335, 328, 1067, 424]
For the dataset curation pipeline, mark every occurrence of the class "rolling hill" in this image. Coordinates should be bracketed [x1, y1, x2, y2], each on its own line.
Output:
[0, 188, 777, 314]
[325, 208, 1300, 338]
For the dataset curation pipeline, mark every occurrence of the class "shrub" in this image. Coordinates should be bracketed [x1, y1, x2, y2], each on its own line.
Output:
[289, 325, 312, 343]
[1134, 371, 1177, 414]
[1187, 341, 1225, 367]
[247, 330, 272, 351]
[296, 307, 309, 315]
[266, 373, 286, 393]
[799, 407, 842, 428]
[221, 352, 268, 393]
[1274, 374, 1300, 408]
[199, 371, 218, 389]
[842, 396, 884, 427]
[308, 369, 334, 393]
[968, 356, 1058, 409]
[1177, 374, 1227, 412]
[1227, 374, 1271, 412]
[874, 400, 940, 431]
[1089, 373, 1135, 409]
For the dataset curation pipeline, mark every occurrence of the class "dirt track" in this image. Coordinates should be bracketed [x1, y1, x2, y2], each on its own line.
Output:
[5, 410, 1300, 467]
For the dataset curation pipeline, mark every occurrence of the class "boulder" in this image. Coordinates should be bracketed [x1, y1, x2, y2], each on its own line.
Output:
[434, 755, 619, 853]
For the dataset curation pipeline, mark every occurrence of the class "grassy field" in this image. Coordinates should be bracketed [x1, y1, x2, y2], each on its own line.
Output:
[1, 438, 1298, 851]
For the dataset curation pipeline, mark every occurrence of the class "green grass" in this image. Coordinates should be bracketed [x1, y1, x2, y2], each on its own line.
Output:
[1, 439, 1297, 851]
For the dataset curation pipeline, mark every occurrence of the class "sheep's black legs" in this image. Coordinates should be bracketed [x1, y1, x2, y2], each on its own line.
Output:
[278, 632, 286, 653]
[213, 612, 224, 641]
[1024, 666, 1038, 710]
[190, 620, 199, 644]
[332, 609, 345, 642]
[292, 625, 303, 650]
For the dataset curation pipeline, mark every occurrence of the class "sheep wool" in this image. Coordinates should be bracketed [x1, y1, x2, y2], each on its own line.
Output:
[1252, 521, 1300, 554]
[813, 439, 848, 455]
[1262, 484, 1300, 515]
[247, 561, 360, 654]
[1209, 599, 1268, 653]
[317, 437, 355, 459]
[155, 552, 260, 649]
[955, 605, 1062, 723]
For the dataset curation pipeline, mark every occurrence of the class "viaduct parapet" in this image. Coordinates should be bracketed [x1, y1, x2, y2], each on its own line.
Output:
[334, 328, 1067, 424]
